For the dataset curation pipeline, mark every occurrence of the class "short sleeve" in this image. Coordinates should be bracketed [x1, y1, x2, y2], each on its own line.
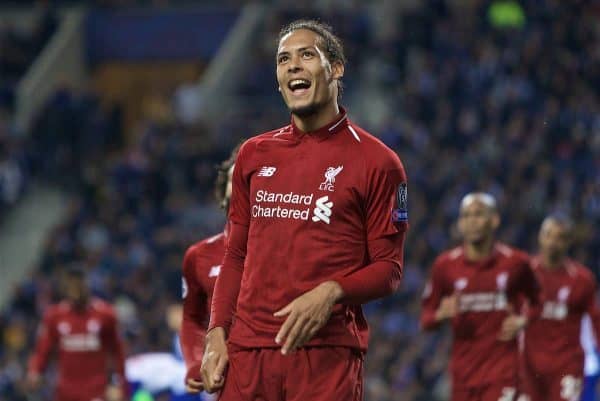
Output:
[365, 150, 408, 241]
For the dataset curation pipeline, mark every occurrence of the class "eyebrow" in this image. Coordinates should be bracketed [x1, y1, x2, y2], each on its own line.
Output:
[277, 46, 317, 57]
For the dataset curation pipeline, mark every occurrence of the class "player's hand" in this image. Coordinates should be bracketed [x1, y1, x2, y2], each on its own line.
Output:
[201, 327, 228, 393]
[435, 293, 459, 322]
[25, 372, 41, 391]
[105, 384, 123, 401]
[185, 362, 204, 393]
[274, 280, 344, 355]
[186, 378, 204, 393]
[498, 305, 527, 341]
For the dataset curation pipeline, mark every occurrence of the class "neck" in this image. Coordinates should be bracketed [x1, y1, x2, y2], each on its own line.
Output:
[464, 236, 495, 261]
[292, 101, 340, 133]
[71, 298, 89, 311]
[541, 253, 565, 270]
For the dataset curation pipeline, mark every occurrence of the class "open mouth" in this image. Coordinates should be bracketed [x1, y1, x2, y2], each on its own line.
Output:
[288, 79, 311, 95]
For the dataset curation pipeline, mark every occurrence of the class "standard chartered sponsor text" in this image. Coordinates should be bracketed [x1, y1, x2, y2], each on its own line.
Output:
[253, 190, 313, 220]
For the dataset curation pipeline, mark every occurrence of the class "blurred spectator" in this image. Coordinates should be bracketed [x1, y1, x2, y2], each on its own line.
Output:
[0, 5, 58, 215]
[0, 96, 29, 219]
[0, 6, 57, 111]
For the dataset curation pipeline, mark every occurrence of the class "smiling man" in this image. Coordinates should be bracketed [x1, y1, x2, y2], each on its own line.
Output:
[200, 20, 409, 401]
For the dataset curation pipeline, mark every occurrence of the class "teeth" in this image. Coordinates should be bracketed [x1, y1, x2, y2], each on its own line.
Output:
[290, 79, 310, 88]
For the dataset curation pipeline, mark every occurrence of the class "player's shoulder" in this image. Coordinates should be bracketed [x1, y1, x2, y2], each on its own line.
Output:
[495, 242, 530, 265]
[90, 298, 117, 319]
[45, 302, 69, 319]
[568, 259, 595, 282]
[243, 125, 293, 148]
[233, 126, 293, 165]
[185, 232, 225, 259]
[347, 122, 403, 168]
[434, 246, 464, 267]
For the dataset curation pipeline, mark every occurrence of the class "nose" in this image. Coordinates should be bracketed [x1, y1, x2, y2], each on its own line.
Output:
[288, 53, 302, 73]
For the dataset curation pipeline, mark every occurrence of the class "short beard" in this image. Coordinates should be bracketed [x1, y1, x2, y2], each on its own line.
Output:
[289, 101, 322, 118]
[546, 250, 565, 263]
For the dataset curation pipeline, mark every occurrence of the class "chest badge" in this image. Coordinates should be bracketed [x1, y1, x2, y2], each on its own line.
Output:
[87, 319, 100, 333]
[319, 166, 343, 192]
[454, 278, 468, 291]
[496, 272, 508, 291]
[58, 321, 71, 335]
[558, 286, 571, 302]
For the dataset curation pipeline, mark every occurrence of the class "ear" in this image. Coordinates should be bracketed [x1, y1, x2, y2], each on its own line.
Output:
[456, 218, 465, 237]
[331, 60, 344, 81]
[537, 229, 544, 246]
[491, 213, 501, 231]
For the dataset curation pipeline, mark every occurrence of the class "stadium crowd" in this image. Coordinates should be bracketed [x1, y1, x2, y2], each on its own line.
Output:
[0, 5, 57, 215]
[0, 1, 599, 401]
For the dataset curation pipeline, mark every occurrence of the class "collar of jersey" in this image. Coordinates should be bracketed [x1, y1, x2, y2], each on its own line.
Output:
[532, 255, 573, 275]
[462, 243, 500, 267]
[290, 107, 348, 140]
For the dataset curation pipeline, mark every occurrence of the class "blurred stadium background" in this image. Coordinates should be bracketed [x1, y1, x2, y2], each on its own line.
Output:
[0, 0, 598, 400]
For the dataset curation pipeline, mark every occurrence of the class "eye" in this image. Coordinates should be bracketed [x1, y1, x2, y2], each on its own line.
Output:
[278, 55, 289, 64]
[302, 51, 314, 59]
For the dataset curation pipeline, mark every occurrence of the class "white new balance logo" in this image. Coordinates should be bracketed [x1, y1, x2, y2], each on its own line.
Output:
[257, 166, 277, 177]
[312, 196, 333, 224]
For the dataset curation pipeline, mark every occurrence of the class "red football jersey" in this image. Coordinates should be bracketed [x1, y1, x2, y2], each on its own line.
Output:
[211, 109, 408, 351]
[523, 257, 600, 375]
[180, 229, 226, 376]
[421, 243, 540, 389]
[28, 298, 127, 401]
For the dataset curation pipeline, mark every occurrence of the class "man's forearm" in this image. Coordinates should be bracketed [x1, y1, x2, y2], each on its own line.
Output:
[335, 232, 406, 304]
[335, 259, 401, 304]
[208, 222, 247, 333]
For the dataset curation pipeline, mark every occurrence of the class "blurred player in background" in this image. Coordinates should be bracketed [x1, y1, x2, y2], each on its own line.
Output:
[521, 215, 600, 401]
[179, 146, 238, 395]
[420, 192, 540, 401]
[202, 19, 408, 401]
[27, 266, 128, 401]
